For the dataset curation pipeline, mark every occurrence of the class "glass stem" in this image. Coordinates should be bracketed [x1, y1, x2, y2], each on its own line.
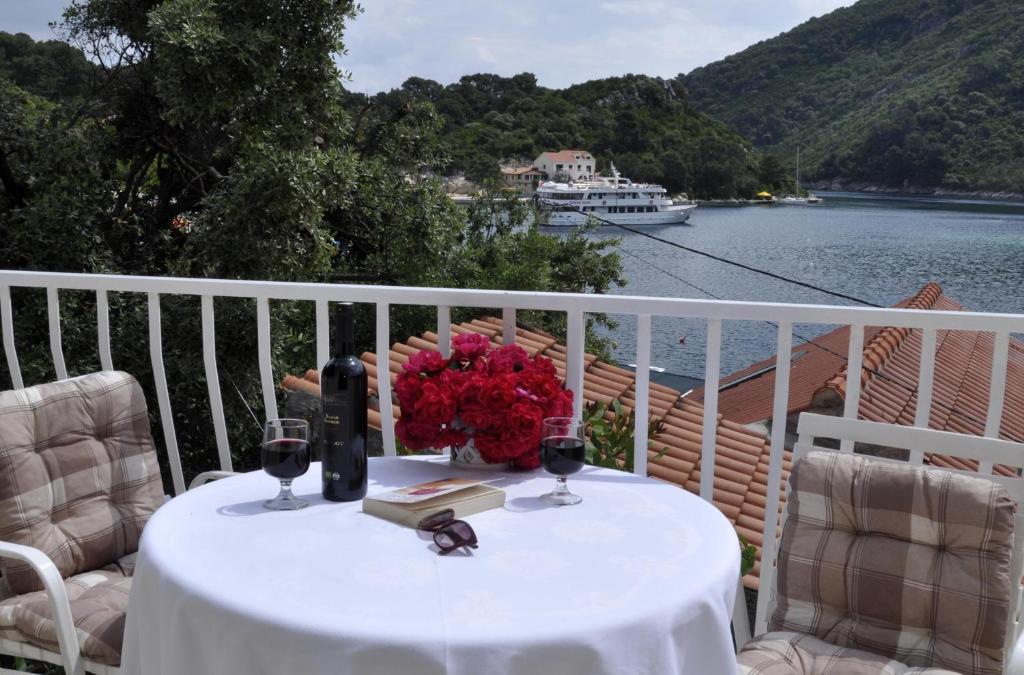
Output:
[553, 475, 569, 495]
[278, 479, 295, 500]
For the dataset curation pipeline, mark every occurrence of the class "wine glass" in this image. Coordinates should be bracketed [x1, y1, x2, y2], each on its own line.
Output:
[539, 417, 584, 506]
[262, 419, 311, 510]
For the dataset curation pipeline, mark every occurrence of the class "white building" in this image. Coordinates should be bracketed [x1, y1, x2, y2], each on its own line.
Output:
[533, 150, 595, 181]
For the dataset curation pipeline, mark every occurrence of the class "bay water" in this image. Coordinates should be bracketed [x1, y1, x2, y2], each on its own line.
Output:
[582, 192, 1024, 384]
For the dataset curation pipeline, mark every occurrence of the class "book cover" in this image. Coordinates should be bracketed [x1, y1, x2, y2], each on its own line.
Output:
[363, 479, 506, 528]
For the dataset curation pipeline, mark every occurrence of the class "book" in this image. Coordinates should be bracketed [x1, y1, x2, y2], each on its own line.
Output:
[362, 478, 506, 528]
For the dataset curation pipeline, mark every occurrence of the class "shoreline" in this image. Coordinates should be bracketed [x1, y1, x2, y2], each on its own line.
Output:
[807, 181, 1024, 202]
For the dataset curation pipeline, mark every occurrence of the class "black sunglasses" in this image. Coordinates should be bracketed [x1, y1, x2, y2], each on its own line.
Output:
[417, 509, 479, 555]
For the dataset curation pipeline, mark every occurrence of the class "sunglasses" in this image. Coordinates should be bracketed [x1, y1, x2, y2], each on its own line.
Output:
[417, 509, 478, 555]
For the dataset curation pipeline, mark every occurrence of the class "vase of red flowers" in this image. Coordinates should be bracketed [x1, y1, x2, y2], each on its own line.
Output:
[394, 333, 574, 469]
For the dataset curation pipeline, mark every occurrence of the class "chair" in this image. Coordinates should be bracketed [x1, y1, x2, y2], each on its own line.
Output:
[0, 372, 166, 675]
[738, 413, 1024, 675]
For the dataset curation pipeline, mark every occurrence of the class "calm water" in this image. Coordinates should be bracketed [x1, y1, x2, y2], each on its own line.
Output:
[580, 192, 1024, 382]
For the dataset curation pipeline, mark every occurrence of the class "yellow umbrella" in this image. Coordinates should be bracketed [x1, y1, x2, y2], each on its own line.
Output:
[755, 191, 773, 198]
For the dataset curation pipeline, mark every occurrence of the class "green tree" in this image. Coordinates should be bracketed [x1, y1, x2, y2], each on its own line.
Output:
[0, 3, 624, 509]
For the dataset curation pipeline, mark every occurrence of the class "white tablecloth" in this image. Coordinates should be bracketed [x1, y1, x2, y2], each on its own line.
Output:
[121, 457, 739, 675]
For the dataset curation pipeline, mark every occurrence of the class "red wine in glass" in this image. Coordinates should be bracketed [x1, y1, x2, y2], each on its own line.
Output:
[539, 417, 584, 506]
[541, 436, 585, 476]
[262, 419, 311, 510]
[262, 438, 311, 480]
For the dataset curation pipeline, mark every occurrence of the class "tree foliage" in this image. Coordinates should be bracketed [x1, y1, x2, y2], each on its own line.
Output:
[0, 6, 623, 491]
[683, 0, 1024, 192]
[367, 73, 766, 199]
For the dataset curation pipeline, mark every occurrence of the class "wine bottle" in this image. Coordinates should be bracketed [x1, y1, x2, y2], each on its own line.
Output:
[321, 303, 368, 502]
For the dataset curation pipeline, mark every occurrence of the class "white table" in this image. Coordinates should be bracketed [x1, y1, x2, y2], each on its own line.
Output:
[121, 457, 739, 675]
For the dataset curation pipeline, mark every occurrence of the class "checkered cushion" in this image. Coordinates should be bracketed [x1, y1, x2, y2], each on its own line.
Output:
[737, 632, 962, 674]
[770, 451, 1014, 675]
[0, 371, 163, 594]
[0, 559, 133, 666]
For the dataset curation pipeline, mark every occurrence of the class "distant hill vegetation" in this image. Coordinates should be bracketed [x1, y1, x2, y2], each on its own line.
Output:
[368, 74, 778, 198]
[682, 0, 1024, 194]
[0, 31, 96, 101]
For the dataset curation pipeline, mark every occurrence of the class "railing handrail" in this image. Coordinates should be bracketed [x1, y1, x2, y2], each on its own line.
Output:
[2, 269, 1023, 331]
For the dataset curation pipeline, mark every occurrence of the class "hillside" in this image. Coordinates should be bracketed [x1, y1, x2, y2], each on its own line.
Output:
[369, 74, 775, 198]
[0, 31, 96, 102]
[682, 0, 1024, 194]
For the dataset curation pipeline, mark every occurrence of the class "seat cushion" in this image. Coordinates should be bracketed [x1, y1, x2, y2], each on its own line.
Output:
[0, 371, 164, 594]
[770, 451, 1014, 674]
[738, 632, 962, 674]
[0, 557, 133, 666]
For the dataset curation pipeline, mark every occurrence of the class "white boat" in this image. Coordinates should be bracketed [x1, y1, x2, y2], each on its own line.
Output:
[777, 146, 823, 205]
[535, 164, 696, 226]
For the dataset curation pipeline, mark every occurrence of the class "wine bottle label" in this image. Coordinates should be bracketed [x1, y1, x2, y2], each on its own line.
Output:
[323, 395, 353, 439]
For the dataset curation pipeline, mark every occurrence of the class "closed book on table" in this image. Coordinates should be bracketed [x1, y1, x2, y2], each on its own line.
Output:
[363, 483, 505, 528]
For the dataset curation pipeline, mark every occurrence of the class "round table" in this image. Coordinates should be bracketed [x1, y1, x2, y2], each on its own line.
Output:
[120, 457, 740, 675]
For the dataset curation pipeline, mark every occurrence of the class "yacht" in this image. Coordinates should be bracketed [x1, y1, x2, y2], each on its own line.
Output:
[535, 164, 696, 226]
[777, 146, 823, 205]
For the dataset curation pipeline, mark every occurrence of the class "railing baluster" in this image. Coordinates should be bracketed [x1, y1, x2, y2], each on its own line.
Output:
[148, 293, 185, 495]
[502, 307, 516, 347]
[201, 296, 232, 472]
[46, 287, 68, 380]
[315, 299, 329, 372]
[840, 323, 865, 452]
[910, 327, 937, 464]
[1, 286, 23, 389]
[755, 320, 793, 635]
[980, 330, 1010, 476]
[566, 309, 585, 421]
[437, 306, 451, 357]
[633, 314, 652, 477]
[256, 297, 278, 421]
[376, 302, 396, 456]
[96, 291, 113, 371]
[700, 318, 722, 502]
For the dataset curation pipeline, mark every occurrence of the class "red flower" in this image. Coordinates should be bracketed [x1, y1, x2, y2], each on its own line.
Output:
[510, 451, 541, 470]
[473, 430, 512, 462]
[404, 350, 447, 376]
[451, 333, 490, 363]
[487, 345, 530, 375]
[413, 381, 457, 425]
[394, 341, 575, 466]
[395, 418, 443, 450]
[394, 372, 423, 410]
[506, 401, 543, 447]
[482, 374, 518, 410]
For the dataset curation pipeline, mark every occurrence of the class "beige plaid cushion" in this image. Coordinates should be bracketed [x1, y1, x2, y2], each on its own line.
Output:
[0, 371, 164, 594]
[770, 451, 1014, 675]
[0, 559, 133, 666]
[737, 632, 962, 674]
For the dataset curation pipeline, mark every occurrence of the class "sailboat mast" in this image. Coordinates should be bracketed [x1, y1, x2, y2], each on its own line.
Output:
[796, 145, 801, 193]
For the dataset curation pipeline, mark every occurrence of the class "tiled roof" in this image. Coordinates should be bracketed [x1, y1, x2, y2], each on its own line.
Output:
[536, 150, 593, 163]
[692, 283, 1024, 472]
[282, 316, 785, 589]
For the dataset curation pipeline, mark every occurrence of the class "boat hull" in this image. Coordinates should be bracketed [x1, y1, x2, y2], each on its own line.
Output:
[539, 204, 696, 226]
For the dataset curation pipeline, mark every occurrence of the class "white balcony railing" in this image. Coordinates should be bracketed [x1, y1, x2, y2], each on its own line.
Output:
[2, 269, 1023, 636]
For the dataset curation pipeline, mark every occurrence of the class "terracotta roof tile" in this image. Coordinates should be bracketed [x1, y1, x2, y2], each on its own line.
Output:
[695, 282, 1024, 472]
[282, 316, 782, 589]
[537, 150, 593, 163]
